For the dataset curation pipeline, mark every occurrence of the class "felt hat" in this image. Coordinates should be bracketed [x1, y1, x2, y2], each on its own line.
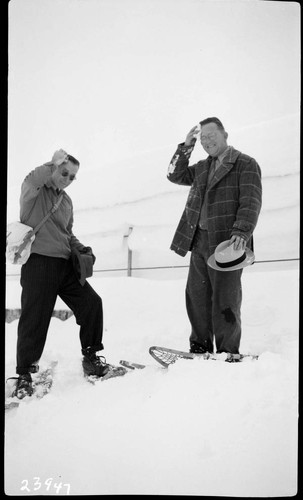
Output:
[72, 248, 94, 286]
[207, 240, 255, 271]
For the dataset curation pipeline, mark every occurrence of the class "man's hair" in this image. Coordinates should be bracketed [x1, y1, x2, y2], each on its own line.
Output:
[199, 117, 225, 132]
[67, 154, 80, 167]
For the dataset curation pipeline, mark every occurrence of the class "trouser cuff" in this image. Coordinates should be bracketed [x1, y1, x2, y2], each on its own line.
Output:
[16, 363, 39, 375]
[81, 344, 104, 357]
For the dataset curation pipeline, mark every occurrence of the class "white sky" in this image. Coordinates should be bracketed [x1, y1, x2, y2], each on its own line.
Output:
[8, 0, 300, 188]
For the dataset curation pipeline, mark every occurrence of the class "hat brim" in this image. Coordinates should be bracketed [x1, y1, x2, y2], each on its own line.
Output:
[207, 248, 255, 271]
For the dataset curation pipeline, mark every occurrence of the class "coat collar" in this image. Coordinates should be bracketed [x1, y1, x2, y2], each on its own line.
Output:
[195, 146, 241, 188]
[207, 146, 241, 189]
[220, 145, 241, 165]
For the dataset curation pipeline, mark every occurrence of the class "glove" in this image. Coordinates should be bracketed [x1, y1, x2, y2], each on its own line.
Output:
[80, 246, 96, 265]
[52, 149, 68, 167]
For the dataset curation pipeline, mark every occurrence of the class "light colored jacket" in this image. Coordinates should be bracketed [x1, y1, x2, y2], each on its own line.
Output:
[20, 163, 85, 259]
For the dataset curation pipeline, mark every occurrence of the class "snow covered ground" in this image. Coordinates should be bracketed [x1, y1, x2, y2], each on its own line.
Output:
[5, 124, 300, 496]
[5, 260, 299, 496]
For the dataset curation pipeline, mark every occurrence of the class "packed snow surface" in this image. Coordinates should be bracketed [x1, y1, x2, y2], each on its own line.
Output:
[5, 266, 298, 496]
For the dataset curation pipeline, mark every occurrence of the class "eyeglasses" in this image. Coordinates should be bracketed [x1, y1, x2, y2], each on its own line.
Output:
[61, 171, 76, 181]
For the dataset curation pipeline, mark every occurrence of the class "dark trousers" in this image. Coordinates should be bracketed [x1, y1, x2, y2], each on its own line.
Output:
[17, 254, 103, 374]
[186, 229, 242, 354]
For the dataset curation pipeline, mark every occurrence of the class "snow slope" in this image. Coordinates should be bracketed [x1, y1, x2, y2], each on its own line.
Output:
[5, 115, 299, 496]
[5, 265, 298, 496]
[6, 114, 300, 279]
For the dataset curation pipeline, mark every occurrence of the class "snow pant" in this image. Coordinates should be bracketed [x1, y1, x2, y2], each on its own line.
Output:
[16, 253, 104, 375]
[186, 228, 242, 354]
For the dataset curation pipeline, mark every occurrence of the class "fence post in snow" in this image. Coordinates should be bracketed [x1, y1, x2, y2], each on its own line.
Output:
[126, 225, 133, 277]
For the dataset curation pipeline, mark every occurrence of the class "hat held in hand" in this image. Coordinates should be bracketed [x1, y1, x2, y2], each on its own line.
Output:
[207, 240, 255, 271]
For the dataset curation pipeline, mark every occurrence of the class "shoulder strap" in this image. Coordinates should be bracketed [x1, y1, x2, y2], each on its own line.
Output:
[33, 193, 64, 234]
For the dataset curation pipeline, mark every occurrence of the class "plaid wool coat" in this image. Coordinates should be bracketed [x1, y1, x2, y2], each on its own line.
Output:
[167, 143, 262, 257]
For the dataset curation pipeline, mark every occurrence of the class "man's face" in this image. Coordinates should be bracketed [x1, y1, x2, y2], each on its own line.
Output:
[51, 160, 79, 190]
[200, 123, 228, 157]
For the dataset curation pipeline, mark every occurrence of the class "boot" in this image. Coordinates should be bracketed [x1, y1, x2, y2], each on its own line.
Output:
[10, 373, 33, 399]
[82, 352, 112, 377]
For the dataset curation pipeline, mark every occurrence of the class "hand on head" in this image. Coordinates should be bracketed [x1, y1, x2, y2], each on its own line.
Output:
[52, 149, 68, 167]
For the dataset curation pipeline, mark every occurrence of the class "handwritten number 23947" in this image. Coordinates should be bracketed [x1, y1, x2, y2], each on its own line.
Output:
[20, 477, 71, 494]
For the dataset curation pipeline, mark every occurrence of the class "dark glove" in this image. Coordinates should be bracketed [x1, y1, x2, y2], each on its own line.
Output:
[80, 246, 96, 265]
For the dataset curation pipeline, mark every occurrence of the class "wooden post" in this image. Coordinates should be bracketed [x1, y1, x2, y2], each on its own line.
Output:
[127, 225, 133, 276]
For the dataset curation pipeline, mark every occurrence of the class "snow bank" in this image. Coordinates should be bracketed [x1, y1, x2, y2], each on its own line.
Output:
[5, 267, 298, 496]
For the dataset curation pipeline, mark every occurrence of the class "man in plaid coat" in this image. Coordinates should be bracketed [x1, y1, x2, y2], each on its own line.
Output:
[167, 117, 262, 355]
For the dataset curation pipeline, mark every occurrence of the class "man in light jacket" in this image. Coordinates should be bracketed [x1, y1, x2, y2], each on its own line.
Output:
[11, 149, 125, 399]
[167, 117, 262, 356]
